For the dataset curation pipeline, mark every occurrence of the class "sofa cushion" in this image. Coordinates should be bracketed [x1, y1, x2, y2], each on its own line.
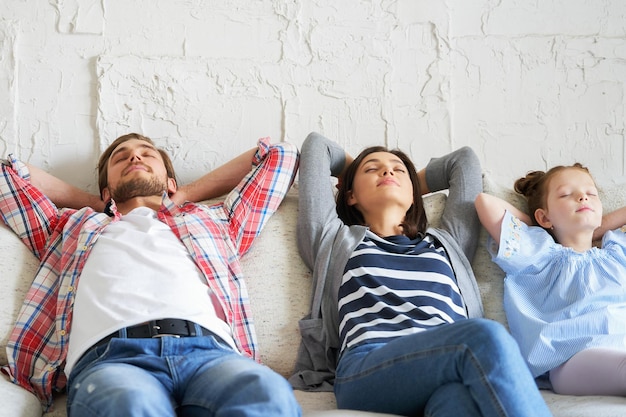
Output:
[243, 188, 310, 376]
[0, 222, 40, 366]
[3, 178, 626, 417]
[0, 373, 41, 417]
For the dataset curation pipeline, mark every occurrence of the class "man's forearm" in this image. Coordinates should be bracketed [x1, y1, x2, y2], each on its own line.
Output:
[172, 148, 257, 204]
[26, 163, 104, 211]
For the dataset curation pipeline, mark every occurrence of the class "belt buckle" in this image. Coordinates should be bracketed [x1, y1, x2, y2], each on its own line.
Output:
[149, 320, 181, 338]
[152, 334, 181, 338]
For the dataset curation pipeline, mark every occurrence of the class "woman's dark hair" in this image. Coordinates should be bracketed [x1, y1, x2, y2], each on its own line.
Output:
[514, 162, 591, 228]
[97, 133, 177, 199]
[336, 146, 427, 239]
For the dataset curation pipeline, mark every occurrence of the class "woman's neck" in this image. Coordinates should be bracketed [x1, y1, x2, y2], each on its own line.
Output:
[363, 209, 406, 237]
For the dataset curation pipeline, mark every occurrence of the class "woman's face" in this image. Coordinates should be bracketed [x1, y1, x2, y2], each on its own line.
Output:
[347, 151, 414, 216]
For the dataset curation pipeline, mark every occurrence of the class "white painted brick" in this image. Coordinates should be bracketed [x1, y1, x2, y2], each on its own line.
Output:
[0, 0, 625, 188]
[0, 21, 17, 158]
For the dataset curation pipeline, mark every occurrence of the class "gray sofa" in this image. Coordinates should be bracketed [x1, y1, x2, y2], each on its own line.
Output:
[2, 176, 626, 416]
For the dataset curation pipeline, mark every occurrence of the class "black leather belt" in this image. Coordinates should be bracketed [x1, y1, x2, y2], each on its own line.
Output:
[93, 319, 212, 349]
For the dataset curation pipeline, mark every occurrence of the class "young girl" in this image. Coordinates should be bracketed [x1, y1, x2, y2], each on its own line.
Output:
[291, 132, 551, 417]
[475, 163, 626, 396]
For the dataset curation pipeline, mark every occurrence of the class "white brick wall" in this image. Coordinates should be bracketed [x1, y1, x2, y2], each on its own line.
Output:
[1, 0, 625, 191]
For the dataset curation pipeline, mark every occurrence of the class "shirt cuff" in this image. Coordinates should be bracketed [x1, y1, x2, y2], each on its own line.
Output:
[4, 154, 31, 180]
[252, 137, 271, 166]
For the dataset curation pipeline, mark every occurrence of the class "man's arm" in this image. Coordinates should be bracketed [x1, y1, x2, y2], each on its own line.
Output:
[0, 158, 62, 258]
[170, 148, 257, 205]
[25, 147, 260, 210]
[224, 138, 298, 255]
[25, 164, 105, 211]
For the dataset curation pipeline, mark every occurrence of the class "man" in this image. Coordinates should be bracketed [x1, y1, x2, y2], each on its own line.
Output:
[0, 133, 300, 416]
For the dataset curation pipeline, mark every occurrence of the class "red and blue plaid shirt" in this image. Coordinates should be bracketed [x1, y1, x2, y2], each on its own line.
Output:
[0, 138, 298, 410]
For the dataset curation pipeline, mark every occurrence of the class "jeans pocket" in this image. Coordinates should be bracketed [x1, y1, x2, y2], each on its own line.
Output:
[69, 340, 114, 382]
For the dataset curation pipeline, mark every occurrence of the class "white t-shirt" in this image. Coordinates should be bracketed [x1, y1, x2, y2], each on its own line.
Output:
[65, 206, 236, 376]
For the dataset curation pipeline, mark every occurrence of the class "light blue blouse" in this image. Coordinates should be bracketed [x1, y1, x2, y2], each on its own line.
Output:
[491, 210, 626, 377]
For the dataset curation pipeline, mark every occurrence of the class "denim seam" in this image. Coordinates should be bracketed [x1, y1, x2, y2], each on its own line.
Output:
[337, 344, 509, 417]
[465, 346, 508, 417]
[336, 345, 456, 383]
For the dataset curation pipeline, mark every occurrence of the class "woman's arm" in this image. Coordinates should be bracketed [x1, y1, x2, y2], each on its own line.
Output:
[424, 147, 483, 260]
[475, 192, 531, 245]
[416, 169, 430, 195]
[297, 132, 347, 269]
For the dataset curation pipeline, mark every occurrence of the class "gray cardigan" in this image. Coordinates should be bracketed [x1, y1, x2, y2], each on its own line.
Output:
[290, 132, 484, 391]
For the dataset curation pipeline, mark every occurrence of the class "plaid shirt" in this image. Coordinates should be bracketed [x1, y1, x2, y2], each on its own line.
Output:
[0, 138, 298, 410]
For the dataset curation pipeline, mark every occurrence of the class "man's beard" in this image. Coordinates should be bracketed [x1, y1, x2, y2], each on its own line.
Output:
[108, 177, 168, 204]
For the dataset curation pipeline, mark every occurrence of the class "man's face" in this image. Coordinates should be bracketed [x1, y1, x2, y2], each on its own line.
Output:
[102, 138, 176, 203]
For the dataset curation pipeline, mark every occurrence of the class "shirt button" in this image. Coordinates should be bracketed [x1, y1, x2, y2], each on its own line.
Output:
[59, 330, 66, 336]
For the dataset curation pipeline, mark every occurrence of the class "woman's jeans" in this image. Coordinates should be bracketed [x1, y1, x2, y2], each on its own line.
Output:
[334, 318, 552, 417]
[66, 334, 301, 417]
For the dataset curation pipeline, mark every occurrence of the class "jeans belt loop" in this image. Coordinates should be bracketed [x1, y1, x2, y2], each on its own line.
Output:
[118, 327, 128, 338]
[187, 320, 198, 337]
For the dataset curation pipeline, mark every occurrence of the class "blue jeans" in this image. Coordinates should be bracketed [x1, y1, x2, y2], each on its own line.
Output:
[66, 333, 301, 417]
[334, 318, 552, 417]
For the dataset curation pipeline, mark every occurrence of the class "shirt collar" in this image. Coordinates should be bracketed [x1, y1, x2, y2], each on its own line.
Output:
[104, 191, 186, 218]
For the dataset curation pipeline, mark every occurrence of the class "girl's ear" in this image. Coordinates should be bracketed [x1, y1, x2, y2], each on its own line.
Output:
[535, 208, 552, 229]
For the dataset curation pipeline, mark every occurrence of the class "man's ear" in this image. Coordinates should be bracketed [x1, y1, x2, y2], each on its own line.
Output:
[101, 188, 111, 202]
[535, 208, 552, 229]
[167, 178, 177, 195]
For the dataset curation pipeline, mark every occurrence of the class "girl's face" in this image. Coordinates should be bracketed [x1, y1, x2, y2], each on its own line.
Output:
[535, 168, 602, 238]
[347, 151, 414, 216]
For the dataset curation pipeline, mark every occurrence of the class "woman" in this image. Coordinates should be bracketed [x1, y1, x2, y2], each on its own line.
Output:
[291, 132, 551, 417]
[476, 163, 626, 396]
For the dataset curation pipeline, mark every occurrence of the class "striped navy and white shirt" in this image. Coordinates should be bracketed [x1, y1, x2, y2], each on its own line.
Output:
[338, 230, 467, 353]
